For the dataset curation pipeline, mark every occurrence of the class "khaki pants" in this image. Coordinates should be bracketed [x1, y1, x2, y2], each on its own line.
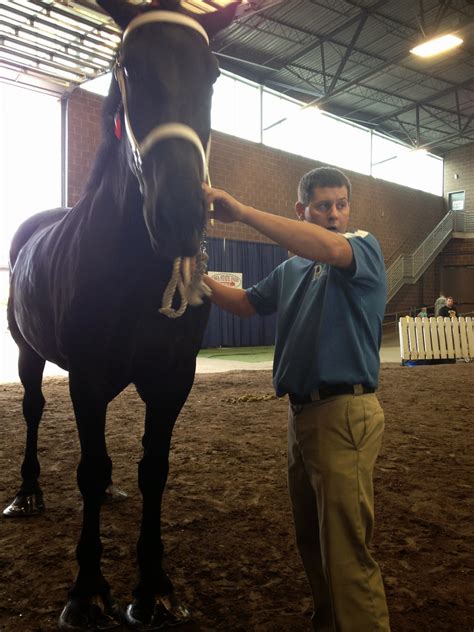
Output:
[288, 393, 391, 632]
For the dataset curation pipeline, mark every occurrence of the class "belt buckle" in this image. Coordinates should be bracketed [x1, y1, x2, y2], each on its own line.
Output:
[309, 389, 322, 402]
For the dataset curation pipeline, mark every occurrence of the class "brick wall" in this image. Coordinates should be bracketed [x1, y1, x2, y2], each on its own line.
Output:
[386, 239, 474, 315]
[436, 239, 474, 313]
[439, 238, 474, 264]
[208, 133, 447, 266]
[67, 90, 103, 204]
[385, 260, 437, 315]
[444, 142, 474, 211]
[66, 88, 456, 313]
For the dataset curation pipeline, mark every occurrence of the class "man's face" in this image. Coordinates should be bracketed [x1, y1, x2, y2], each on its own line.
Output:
[296, 186, 350, 234]
[446, 297, 454, 307]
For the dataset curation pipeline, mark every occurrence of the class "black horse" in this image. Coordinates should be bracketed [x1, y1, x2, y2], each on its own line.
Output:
[4, 0, 240, 628]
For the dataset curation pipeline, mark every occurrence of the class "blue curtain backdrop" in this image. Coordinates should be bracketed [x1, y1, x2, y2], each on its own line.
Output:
[202, 237, 288, 348]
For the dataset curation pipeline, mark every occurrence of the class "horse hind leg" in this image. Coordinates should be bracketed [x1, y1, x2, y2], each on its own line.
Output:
[3, 343, 46, 517]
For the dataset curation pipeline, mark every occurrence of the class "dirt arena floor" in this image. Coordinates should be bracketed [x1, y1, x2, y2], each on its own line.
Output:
[0, 364, 473, 632]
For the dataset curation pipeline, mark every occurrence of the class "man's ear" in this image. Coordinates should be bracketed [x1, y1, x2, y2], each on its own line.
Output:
[295, 202, 306, 221]
[196, 1, 241, 39]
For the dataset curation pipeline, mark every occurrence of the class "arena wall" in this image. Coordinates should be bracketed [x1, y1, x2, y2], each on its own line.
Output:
[443, 142, 474, 212]
[68, 88, 469, 315]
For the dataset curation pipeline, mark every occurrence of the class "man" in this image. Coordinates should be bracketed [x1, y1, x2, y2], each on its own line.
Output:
[438, 296, 458, 318]
[202, 166, 390, 632]
[434, 293, 446, 316]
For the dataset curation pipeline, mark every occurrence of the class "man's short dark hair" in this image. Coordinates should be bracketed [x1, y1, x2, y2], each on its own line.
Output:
[298, 167, 352, 206]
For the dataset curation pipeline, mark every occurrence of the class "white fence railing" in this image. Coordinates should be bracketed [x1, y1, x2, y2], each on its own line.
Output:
[399, 316, 474, 363]
[386, 209, 474, 302]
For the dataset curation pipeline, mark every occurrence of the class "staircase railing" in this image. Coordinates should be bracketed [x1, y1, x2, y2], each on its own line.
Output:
[386, 209, 474, 302]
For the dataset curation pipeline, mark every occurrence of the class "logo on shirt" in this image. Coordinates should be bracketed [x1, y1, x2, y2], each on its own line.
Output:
[312, 264, 324, 281]
[344, 230, 369, 239]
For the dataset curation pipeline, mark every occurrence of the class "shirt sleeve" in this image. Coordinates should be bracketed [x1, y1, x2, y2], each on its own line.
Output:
[245, 266, 280, 315]
[339, 230, 386, 288]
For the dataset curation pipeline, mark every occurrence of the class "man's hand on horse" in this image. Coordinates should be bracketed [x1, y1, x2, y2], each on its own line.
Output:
[202, 183, 246, 224]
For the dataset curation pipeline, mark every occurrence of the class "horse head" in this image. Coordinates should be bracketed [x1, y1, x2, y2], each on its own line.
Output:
[98, 0, 241, 260]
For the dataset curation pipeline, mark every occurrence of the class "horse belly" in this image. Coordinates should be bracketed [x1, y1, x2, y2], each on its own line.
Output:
[9, 259, 68, 370]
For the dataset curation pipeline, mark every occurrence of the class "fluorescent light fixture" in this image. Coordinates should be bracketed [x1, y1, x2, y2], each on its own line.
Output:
[410, 34, 463, 58]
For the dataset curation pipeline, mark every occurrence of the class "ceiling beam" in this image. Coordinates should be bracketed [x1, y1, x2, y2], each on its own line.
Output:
[420, 104, 463, 135]
[369, 77, 474, 124]
[327, 11, 369, 94]
[215, 1, 474, 108]
[0, 20, 111, 64]
[259, 0, 474, 108]
[262, 0, 391, 70]
[0, 2, 117, 51]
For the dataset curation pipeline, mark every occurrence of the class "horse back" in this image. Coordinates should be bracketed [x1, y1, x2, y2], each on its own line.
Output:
[9, 208, 69, 270]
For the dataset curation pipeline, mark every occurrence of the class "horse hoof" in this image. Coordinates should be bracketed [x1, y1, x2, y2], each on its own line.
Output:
[3, 493, 45, 517]
[103, 484, 128, 503]
[125, 594, 191, 630]
[58, 597, 123, 631]
[158, 594, 191, 626]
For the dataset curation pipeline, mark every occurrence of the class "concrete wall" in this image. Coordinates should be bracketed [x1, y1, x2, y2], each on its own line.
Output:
[444, 142, 474, 212]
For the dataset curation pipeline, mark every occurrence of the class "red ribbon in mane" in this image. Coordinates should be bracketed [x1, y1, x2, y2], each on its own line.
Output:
[114, 113, 122, 140]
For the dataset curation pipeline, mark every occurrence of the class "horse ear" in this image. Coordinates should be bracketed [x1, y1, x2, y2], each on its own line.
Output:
[96, 0, 141, 30]
[195, 1, 242, 39]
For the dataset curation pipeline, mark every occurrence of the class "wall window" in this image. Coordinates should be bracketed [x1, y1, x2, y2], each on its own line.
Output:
[262, 89, 303, 150]
[262, 91, 371, 175]
[371, 133, 443, 196]
[0, 83, 61, 272]
[211, 73, 261, 142]
[0, 83, 60, 318]
[82, 69, 444, 196]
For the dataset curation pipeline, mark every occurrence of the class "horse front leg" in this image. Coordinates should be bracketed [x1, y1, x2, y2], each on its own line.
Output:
[59, 376, 122, 631]
[3, 343, 46, 517]
[126, 384, 192, 630]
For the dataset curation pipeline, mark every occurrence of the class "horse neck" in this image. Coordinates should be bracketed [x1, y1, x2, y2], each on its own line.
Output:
[77, 144, 153, 266]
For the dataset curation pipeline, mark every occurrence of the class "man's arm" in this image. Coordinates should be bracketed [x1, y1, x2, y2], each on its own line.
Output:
[203, 274, 256, 317]
[203, 185, 353, 268]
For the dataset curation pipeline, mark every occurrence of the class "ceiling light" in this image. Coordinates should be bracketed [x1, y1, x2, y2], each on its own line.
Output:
[410, 34, 463, 58]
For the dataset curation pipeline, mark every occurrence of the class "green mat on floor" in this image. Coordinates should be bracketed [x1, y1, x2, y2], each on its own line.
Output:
[198, 346, 274, 363]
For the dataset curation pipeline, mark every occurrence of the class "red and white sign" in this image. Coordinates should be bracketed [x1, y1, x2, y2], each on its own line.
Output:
[208, 271, 243, 289]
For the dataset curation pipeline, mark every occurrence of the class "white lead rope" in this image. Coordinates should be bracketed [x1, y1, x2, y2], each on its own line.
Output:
[158, 252, 212, 319]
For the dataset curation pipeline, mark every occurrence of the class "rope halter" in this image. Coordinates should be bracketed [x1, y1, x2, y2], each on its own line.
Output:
[114, 10, 213, 318]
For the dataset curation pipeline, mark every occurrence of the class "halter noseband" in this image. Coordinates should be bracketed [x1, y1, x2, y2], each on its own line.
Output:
[114, 11, 211, 180]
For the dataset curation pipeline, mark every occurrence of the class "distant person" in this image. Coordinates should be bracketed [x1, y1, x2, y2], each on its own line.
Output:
[439, 296, 458, 318]
[434, 293, 446, 316]
[417, 307, 428, 317]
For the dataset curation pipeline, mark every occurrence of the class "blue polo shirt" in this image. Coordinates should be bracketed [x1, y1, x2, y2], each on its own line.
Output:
[246, 230, 386, 397]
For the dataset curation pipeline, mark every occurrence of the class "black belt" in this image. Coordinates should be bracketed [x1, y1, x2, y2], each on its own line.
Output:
[288, 384, 375, 405]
